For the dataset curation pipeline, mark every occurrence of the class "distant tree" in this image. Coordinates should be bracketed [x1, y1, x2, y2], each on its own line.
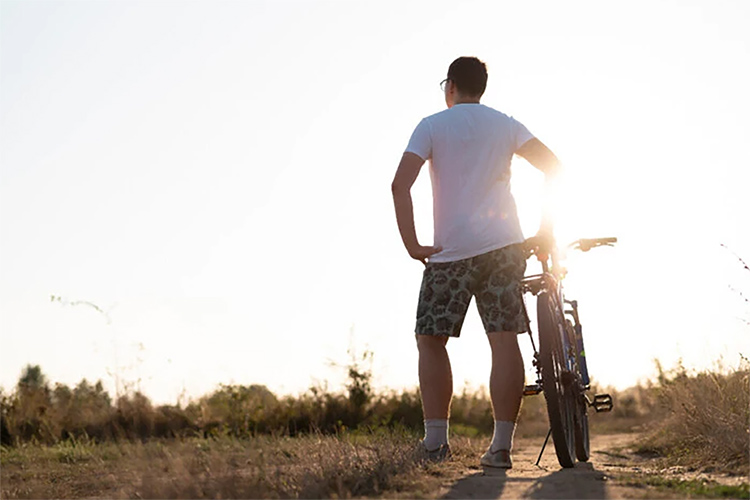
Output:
[1, 388, 14, 446]
[17, 365, 48, 392]
[52, 383, 72, 408]
[12, 365, 55, 443]
[346, 348, 373, 415]
[74, 379, 112, 409]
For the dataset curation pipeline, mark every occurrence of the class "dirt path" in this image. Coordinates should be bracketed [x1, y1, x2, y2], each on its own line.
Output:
[423, 433, 744, 499]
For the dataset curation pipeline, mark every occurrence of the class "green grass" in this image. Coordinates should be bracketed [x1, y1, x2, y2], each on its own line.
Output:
[620, 474, 750, 499]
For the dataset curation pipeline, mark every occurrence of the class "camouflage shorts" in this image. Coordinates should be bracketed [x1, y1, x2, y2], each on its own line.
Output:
[415, 243, 528, 337]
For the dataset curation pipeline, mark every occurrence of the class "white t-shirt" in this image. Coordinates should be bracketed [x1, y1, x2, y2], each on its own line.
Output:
[405, 103, 534, 263]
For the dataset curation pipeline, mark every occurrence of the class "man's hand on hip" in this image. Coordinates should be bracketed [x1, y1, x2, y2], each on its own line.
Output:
[409, 245, 443, 266]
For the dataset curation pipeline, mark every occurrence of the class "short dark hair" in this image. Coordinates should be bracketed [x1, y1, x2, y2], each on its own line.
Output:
[447, 57, 487, 97]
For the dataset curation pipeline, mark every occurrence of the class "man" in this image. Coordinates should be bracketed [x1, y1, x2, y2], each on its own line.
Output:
[391, 56, 560, 468]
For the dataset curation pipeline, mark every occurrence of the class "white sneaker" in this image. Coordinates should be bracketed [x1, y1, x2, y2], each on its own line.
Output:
[480, 448, 512, 469]
[416, 441, 452, 463]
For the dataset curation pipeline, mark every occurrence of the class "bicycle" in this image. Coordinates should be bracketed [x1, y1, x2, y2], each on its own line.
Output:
[520, 235, 617, 468]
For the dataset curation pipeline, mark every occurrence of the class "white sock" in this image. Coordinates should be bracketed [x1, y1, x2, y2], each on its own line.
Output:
[423, 419, 449, 450]
[490, 420, 516, 452]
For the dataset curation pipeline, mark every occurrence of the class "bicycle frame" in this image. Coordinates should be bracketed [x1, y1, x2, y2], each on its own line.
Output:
[519, 245, 574, 394]
[519, 236, 616, 467]
[521, 236, 615, 393]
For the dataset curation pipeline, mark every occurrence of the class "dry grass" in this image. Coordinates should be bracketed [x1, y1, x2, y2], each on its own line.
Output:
[586, 382, 661, 435]
[5, 357, 747, 498]
[3, 360, 748, 498]
[0, 430, 431, 499]
[635, 360, 750, 474]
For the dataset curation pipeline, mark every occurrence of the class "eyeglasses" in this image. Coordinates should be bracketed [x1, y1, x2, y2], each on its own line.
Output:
[440, 78, 452, 92]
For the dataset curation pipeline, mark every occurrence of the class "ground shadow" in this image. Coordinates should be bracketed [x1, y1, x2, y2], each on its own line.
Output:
[526, 462, 608, 499]
[441, 471, 505, 499]
[441, 462, 608, 499]
[441, 469, 537, 499]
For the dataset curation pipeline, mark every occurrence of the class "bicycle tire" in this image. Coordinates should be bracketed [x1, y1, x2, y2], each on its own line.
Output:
[567, 319, 591, 462]
[538, 291, 576, 468]
[574, 394, 590, 461]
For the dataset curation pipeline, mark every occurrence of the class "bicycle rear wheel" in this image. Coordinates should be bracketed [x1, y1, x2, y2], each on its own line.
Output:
[568, 319, 591, 462]
[574, 394, 590, 461]
[538, 292, 576, 468]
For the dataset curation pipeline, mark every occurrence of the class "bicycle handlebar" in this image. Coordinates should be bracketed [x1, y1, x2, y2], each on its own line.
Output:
[523, 236, 617, 262]
[569, 237, 617, 252]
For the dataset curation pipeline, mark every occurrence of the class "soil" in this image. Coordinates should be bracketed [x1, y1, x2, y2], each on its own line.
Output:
[421, 433, 747, 499]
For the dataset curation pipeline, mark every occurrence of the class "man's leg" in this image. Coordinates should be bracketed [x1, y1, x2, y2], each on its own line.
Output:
[487, 330, 524, 454]
[417, 334, 452, 418]
[417, 334, 452, 450]
[414, 257, 471, 455]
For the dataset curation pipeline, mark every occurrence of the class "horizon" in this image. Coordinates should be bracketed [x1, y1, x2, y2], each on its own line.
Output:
[7, 349, 744, 405]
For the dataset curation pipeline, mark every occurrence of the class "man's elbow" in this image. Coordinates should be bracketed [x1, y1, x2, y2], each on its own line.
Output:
[536, 151, 562, 177]
[391, 180, 409, 196]
[545, 159, 562, 177]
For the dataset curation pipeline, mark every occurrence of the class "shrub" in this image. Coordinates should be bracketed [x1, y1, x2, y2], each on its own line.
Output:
[636, 359, 749, 473]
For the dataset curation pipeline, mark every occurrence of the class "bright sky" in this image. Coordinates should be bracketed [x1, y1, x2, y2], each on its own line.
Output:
[2, 0, 749, 405]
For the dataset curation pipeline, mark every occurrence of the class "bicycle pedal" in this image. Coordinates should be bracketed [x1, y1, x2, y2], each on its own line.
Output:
[592, 393, 613, 412]
[523, 384, 543, 396]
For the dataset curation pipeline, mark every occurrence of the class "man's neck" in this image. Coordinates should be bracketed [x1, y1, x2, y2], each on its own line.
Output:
[453, 96, 481, 105]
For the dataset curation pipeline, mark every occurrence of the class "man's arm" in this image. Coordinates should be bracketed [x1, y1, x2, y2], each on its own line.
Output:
[516, 137, 560, 175]
[515, 138, 562, 237]
[391, 152, 442, 265]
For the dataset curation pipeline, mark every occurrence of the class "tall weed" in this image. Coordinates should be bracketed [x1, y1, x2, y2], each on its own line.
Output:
[636, 359, 749, 473]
